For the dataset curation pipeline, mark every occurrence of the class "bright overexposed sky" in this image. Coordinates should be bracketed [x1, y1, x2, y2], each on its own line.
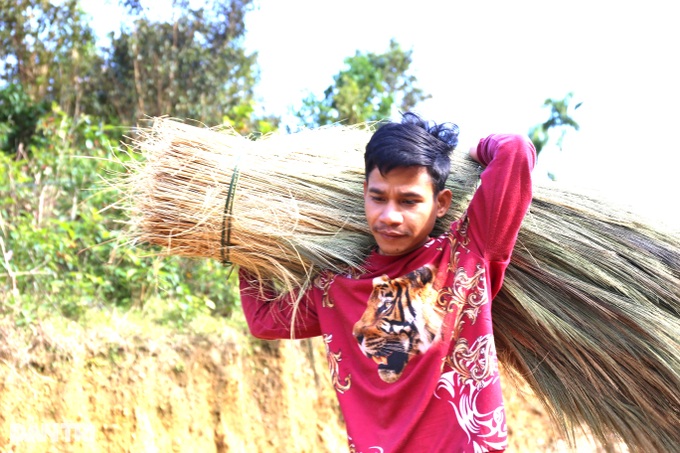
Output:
[86, 0, 679, 226]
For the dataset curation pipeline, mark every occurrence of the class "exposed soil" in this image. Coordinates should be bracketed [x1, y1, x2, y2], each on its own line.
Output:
[0, 317, 610, 452]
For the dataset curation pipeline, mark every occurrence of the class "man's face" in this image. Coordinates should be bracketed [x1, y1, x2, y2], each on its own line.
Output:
[364, 166, 452, 256]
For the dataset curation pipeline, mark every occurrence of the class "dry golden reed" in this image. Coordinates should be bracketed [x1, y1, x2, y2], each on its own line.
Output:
[121, 118, 679, 452]
[123, 119, 380, 293]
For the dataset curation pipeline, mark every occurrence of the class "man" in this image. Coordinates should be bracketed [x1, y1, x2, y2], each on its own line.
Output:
[239, 112, 536, 452]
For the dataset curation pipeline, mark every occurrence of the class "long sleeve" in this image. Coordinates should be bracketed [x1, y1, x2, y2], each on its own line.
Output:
[465, 133, 536, 296]
[239, 269, 322, 340]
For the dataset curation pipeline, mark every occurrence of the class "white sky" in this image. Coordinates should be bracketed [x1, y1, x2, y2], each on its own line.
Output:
[86, 0, 679, 226]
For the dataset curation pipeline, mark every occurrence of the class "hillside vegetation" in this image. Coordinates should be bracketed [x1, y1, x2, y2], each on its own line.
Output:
[0, 97, 623, 453]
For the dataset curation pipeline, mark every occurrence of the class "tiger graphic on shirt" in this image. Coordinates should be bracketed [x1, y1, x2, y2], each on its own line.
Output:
[352, 264, 445, 383]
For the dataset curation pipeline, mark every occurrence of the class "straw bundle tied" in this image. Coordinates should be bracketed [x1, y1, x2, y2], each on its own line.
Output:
[121, 118, 680, 452]
[124, 119, 380, 293]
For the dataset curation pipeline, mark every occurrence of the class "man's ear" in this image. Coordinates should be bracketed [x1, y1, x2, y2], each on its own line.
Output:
[436, 189, 452, 218]
[363, 180, 367, 197]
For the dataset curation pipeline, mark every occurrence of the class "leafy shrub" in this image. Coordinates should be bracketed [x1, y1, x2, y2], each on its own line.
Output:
[0, 83, 50, 155]
[0, 107, 239, 326]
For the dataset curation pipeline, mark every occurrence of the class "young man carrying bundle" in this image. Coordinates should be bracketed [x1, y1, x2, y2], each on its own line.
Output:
[239, 112, 536, 452]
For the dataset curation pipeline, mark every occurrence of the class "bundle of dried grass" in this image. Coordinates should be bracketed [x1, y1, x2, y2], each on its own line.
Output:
[495, 186, 680, 452]
[121, 118, 680, 452]
[123, 119, 378, 293]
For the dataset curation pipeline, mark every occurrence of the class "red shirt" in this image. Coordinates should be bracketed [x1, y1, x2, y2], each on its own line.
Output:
[240, 134, 536, 452]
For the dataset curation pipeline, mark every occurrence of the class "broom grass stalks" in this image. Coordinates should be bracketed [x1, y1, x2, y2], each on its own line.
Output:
[120, 118, 679, 452]
[496, 184, 680, 452]
[123, 119, 380, 294]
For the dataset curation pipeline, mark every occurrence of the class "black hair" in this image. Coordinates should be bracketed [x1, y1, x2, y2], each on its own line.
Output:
[364, 112, 459, 193]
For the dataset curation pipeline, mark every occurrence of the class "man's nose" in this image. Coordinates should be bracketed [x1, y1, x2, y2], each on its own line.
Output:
[379, 203, 403, 225]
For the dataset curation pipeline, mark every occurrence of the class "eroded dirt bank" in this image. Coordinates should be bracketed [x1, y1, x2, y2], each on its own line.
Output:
[0, 317, 603, 452]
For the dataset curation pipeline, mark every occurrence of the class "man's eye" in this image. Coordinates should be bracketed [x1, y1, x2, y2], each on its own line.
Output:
[371, 196, 385, 203]
[402, 199, 418, 205]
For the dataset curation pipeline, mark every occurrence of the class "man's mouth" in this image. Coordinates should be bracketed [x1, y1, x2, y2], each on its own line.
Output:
[375, 229, 406, 238]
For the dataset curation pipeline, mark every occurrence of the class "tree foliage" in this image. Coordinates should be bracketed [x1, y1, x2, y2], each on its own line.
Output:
[0, 83, 49, 155]
[0, 0, 102, 119]
[0, 107, 239, 325]
[0, 0, 267, 325]
[1, 0, 276, 135]
[529, 92, 581, 156]
[296, 39, 430, 128]
[100, 0, 263, 128]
